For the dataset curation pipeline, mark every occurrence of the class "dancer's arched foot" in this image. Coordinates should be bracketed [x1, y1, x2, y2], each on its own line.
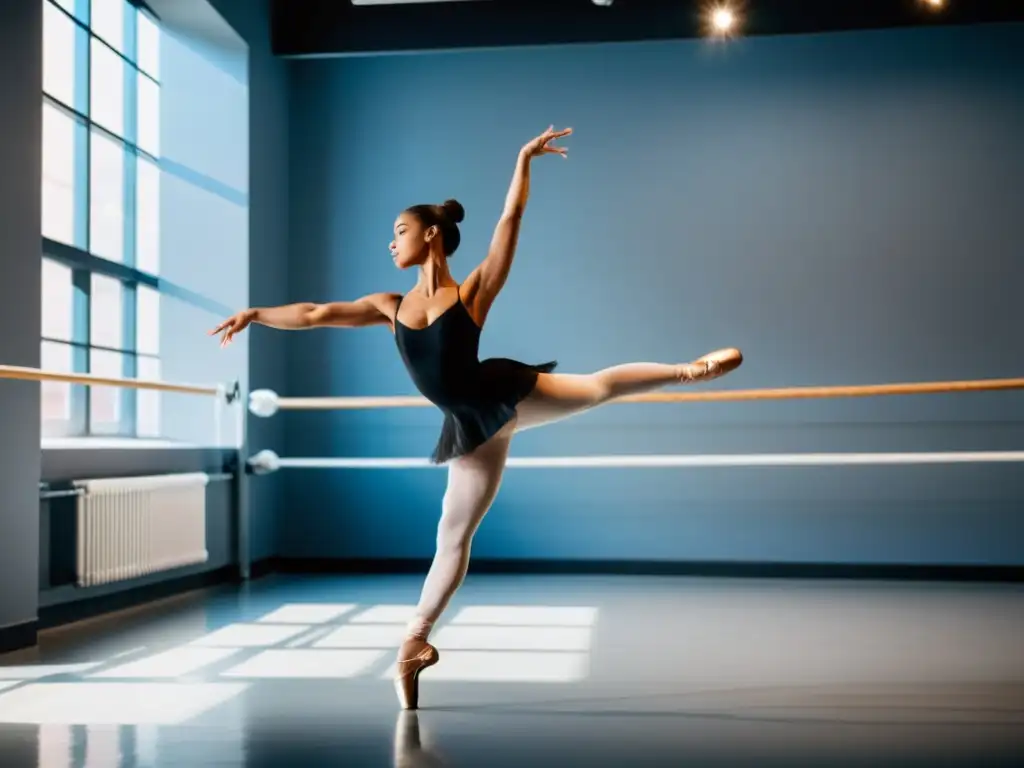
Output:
[677, 347, 743, 384]
[394, 639, 440, 710]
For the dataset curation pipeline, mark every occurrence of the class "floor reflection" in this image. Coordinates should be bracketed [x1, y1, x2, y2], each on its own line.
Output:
[394, 711, 449, 768]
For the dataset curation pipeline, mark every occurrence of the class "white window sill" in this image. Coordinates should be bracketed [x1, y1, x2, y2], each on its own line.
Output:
[42, 437, 207, 450]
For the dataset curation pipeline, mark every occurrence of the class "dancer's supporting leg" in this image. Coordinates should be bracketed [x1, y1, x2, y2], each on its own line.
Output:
[515, 347, 742, 431]
[394, 418, 516, 709]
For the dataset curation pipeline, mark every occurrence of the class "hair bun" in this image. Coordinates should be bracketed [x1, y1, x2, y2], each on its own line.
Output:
[441, 198, 465, 224]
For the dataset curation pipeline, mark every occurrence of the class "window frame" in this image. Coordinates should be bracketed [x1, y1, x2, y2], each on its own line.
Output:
[41, 0, 162, 439]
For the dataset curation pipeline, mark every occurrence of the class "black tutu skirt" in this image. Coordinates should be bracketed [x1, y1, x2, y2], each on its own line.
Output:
[430, 357, 557, 464]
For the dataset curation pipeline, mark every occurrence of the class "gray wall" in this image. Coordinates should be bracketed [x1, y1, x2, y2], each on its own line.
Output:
[157, 15, 250, 448]
[281, 23, 1024, 566]
[0, 0, 43, 643]
[224, 0, 289, 564]
[206, 0, 291, 563]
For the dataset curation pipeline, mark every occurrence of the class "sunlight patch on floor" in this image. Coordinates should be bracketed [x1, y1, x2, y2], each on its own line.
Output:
[0, 682, 248, 725]
[188, 622, 310, 648]
[0, 602, 601, 724]
[220, 648, 387, 679]
[89, 647, 240, 679]
[255, 603, 358, 624]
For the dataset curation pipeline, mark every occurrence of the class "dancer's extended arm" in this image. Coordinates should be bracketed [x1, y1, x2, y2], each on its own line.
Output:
[209, 292, 399, 346]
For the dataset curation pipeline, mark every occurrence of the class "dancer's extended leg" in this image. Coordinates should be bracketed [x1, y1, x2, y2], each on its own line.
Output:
[516, 347, 742, 431]
[394, 418, 515, 709]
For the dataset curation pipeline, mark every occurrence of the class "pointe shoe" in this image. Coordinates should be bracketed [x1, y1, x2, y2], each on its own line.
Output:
[394, 642, 440, 710]
[680, 347, 743, 383]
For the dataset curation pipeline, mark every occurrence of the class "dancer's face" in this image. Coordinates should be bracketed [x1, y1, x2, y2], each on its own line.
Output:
[390, 213, 437, 270]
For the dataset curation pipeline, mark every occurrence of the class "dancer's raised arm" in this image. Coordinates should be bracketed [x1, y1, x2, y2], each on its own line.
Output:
[463, 126, 571, 324]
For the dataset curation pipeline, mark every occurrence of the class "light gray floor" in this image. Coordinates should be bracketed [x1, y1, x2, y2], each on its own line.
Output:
[0, 573, 1022, 767]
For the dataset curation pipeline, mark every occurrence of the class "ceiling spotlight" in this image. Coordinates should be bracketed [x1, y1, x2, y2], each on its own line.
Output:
[921, 0, 945, 8]
[709, 5, 737, 35]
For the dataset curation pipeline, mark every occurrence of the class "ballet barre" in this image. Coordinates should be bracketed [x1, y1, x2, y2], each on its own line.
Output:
[246, 376, 1024, 417]
[0, 364, 240, 401]
[246, 449, 1024, 474]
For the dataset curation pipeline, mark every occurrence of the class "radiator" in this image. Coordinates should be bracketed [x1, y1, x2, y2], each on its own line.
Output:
[72, 472, 211, 588]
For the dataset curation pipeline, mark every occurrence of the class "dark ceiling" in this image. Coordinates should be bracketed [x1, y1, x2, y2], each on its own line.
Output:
[270, 0, 1024, 58]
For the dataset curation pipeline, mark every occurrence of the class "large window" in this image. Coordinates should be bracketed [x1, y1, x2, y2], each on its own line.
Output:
[41, 0, 162, 439]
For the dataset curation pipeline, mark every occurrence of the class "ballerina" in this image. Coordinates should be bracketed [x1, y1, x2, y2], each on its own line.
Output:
[210, 126, 743, 708]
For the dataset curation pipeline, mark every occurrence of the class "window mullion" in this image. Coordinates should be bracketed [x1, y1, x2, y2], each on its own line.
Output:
[74, 10, 90, 249]
[122, 282, 138, 437]
[71, 268, 90, 436]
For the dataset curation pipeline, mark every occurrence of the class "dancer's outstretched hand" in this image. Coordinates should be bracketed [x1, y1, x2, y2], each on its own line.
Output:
[209, 309, 255, 348]
[521, 126, 572, 159]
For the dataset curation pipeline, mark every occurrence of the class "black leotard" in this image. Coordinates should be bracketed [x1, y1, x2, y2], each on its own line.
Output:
[394, 289, 556, 464]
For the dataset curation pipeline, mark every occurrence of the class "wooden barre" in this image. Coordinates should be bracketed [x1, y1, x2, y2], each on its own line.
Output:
[273, 376, 1024, 410]
[0, 364, 223, 397]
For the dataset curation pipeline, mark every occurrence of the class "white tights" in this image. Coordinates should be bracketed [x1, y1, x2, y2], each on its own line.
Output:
[404, 362, 687, 641]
